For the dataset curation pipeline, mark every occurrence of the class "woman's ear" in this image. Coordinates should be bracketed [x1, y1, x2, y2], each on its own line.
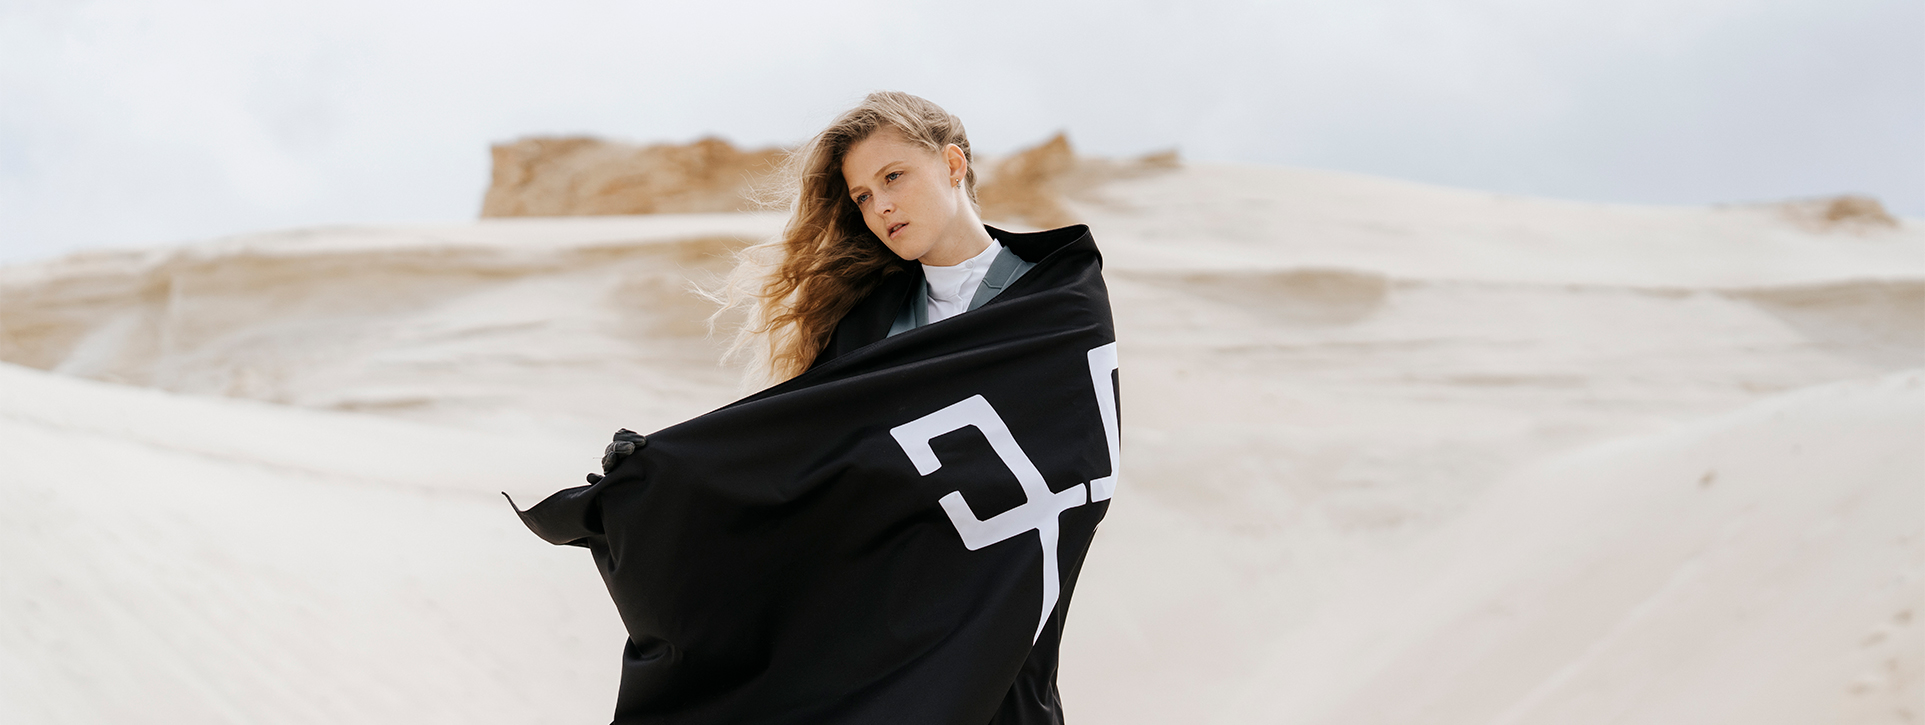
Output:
[945, 143, 968, 186]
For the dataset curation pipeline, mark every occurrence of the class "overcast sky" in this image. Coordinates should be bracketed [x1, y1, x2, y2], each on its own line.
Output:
[2, 0, 1920, 264]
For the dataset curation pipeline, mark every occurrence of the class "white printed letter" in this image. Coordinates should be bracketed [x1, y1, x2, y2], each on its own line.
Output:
[1086, 342, 1121, 501]
[891, 395, 1087, 642]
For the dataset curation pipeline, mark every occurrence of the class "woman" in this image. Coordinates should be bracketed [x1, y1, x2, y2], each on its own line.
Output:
[521, 91, 1120, 725]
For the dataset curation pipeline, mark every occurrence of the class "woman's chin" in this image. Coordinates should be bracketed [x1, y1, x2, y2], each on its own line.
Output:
[882, 239, 926, 262]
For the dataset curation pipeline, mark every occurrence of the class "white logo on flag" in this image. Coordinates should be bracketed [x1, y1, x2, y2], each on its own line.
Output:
[889, 343, 1121, 642]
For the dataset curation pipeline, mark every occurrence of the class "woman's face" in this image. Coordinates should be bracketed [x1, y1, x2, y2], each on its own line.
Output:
[841, 127, 970, 264]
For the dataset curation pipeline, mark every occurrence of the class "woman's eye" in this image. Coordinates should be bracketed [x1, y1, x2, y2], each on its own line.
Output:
[886, 171, 902, 182]
[854, 193, 869, 205]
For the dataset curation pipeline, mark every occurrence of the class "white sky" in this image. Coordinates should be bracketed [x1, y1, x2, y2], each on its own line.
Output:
[2, 0, 1920, 264]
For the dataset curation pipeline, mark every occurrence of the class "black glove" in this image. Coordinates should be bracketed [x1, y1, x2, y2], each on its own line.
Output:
[587, 428, 648, 484]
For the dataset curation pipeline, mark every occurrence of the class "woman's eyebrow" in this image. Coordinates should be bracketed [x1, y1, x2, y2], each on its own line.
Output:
[849, 161, 905, 194]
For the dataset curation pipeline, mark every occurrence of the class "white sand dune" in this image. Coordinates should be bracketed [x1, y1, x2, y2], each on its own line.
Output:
[1, 163, 1920, 722]
[1086, 370, 1923, 724]
[0, 361, 622, 724]
[1270, 371, 1923, 724]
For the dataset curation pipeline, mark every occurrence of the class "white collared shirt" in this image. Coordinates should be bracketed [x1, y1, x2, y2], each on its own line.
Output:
[921, 238, 1002, 325]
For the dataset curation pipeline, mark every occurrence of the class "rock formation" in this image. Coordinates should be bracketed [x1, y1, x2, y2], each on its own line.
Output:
[976, 133, 1079, 227]
[1777, 194, 1901, 232]
[478, 132, 1181, 229]
[975, 133, 1180, 229]
[480, 136, 786, 217]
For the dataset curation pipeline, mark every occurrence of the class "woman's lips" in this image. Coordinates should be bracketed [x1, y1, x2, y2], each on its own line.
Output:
[888, 222, 908, 238]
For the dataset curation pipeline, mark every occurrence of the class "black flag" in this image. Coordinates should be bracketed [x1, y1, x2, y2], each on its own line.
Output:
[514, 225, 1119, 724]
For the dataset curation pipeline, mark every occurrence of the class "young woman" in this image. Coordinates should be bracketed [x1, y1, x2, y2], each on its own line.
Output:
[532, 92, 1119, 725]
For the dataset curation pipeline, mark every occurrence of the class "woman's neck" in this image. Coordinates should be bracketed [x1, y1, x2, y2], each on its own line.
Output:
[921, 213, 995, 267]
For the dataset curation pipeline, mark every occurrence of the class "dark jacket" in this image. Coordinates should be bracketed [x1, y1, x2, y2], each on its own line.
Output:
[820, 225, 1052, 369]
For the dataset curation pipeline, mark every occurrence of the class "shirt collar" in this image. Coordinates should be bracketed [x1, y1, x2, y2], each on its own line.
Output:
[922, 237, 1002, 303]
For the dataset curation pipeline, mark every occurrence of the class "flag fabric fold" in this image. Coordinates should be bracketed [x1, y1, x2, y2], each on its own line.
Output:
[515, 225, 1119, 725]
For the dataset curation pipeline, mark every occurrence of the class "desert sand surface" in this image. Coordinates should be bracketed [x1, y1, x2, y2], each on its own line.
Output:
[1, 160, 1920, 723]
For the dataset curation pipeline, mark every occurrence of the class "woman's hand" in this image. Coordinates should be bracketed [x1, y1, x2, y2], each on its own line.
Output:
[587, 428, 647, 484]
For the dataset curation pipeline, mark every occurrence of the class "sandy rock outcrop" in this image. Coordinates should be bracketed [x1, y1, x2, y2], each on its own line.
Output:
[479, 132, 1179, 228]
[1777, 194, 1901, 233]
[975, 133, 1179, 228]
[481, 136, 785, 217]
[976, 133, 1078, 227]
